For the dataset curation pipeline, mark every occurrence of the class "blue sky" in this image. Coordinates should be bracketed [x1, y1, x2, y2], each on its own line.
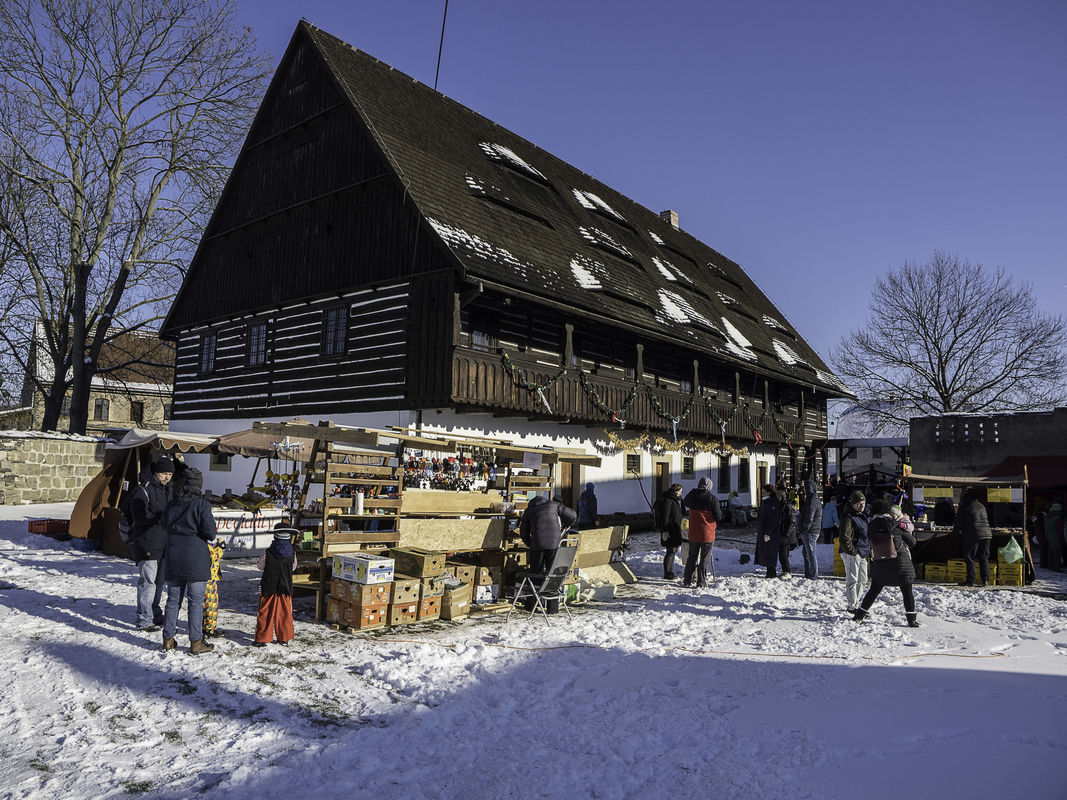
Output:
[234, 0, 1066, 364]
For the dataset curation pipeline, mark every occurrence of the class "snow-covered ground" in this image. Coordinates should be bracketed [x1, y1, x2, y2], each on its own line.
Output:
[2, 502, 1065, 800]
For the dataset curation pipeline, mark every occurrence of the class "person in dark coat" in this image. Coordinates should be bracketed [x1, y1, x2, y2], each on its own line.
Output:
[520, 495, 578, 573]
[756, 483, 787, 578]
[776, 482, 798, 576]
[932, 496, 956, 527]
[853, 499, 919, 626]
[953, 490, 993, 585]
[576, 483, 598, 529]
[682, 477, 723, 587]
[160, 468, 217, 655]
[838, 489, 870, 613]
[659, 483, 685, 579]
[799, 478, 823, 579]
[254, 526, 298, 646]
[130, 454, 174, 631]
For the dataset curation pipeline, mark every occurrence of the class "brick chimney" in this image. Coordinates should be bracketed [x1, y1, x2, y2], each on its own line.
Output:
[660, 209, 679, 229]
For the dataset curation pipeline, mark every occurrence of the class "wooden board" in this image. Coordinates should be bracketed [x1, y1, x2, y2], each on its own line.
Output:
[575, 551, 614, 569]
[399, 488, 504, 515]
[252, 421, 381, 448]
[574, 525, 628, 554]
[579, 562, 637, 586]
[396, 517, 508, 551]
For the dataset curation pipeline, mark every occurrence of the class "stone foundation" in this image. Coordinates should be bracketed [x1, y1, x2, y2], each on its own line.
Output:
[0, 432, 110, 504]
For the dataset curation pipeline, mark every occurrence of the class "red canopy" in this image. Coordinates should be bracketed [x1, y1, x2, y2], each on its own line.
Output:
[984, 456, 1067, 490]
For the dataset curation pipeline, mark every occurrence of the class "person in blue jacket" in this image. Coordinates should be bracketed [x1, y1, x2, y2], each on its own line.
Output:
[821, 488, 840, 543]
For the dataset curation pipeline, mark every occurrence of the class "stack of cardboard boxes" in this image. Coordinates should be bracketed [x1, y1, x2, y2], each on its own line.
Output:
[326, 553, 394, 630]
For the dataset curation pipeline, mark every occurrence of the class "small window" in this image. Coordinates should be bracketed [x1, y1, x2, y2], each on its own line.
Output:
[680, 379, 692, 394]
[322, 305, 347, 357]
[626, 453, 641, 474]
[719, 457, 732, 493]
[247, 320, 268, 367]
[198, 331, 217, 373]
[738, 461, 750, 491]
[872, 447, 882, 460]
[682, 457, 695, 477]
[93, 398, 110, 422]
[61, 396, 72, 416]
[129, 401, 144, 425]
[210, 452, 232, 472]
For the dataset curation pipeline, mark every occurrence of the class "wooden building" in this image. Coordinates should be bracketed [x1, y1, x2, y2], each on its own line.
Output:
[161, 22, 851, 512]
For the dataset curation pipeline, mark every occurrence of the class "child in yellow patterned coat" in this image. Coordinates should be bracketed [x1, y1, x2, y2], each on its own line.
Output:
[202, 539, 224, 637]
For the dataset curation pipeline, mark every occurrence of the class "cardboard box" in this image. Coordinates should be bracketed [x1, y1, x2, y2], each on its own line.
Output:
[473, 584, 498, 604]
[446, 562, 478, 584]
[333, 553, 394, 584]
[441, 582, 472, 620]
[351, 582, 392, 605]
[343, 601, 388, 630]
[388, 601, 418, 626]
[388, 547, 445, 577]
[326, 597, 347, 624]
[417, 595, 442, 621]
[419, 574, 445, 599]
[330, 578, 351, 602]
[391, 576, 421, 604]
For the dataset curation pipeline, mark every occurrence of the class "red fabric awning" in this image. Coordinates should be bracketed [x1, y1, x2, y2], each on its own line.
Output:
[984, 456, 1067, 490]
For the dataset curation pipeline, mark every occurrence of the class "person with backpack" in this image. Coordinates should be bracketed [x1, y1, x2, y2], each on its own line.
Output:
[798, 478, 823, 579]
[254, 526, 299, 647]
[576, 483, 599, 529]
[129, 454, 174, 632]
[160, 468, 218, 655]
[839, 489, 871, 613]
[519, 495, 578, 574]
[682, 478, 722, 587]
[655, 483, 685, 579]
[853, 500, 919, 627]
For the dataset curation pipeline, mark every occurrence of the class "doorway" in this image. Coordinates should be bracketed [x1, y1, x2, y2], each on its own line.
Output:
[655, 461, 671, 500]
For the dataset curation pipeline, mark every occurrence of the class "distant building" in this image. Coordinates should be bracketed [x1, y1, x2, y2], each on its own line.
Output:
[19, 323, 175, 435]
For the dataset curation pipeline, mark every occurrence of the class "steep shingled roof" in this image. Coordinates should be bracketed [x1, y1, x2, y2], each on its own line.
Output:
[309, 23, 848, 395]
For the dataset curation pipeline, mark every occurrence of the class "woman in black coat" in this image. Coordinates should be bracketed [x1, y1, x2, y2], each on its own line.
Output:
[853, 499, 919, 627]
[756, 484, 787, 578]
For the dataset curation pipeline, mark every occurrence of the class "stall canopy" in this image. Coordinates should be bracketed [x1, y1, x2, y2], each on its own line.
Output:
[984, 456, 1067, 491]
[107, 427, 218, 453]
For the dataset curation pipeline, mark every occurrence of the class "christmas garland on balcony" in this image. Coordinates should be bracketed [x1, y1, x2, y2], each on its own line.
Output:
[603, 428, 751, 458]
[498, 347, 803, 447]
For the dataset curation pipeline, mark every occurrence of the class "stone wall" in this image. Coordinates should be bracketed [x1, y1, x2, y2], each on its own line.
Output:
[0, 432, 110, 504]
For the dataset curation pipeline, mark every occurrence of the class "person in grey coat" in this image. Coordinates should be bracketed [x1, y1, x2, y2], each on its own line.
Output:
[520, 495, 578, 573]
[953, 490, 993, 586]
[798, 478, 823, 579]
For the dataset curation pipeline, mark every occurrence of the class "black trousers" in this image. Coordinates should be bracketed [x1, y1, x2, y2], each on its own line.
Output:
[684, 542, 713, 586]
[529, 548, 557, 574]
[766, 543, 791, 577]
[964, 539, 991, 583]
[860, 581, 916, 614]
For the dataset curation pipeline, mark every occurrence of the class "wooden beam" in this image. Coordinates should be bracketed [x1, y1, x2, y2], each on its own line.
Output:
[252, 420, 381, 448]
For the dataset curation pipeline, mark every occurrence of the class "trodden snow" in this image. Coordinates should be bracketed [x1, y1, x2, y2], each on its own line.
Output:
[2, 502, 1065, 799]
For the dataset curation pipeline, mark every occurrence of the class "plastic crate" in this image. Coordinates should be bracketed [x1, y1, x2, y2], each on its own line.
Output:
[28, 518, 69, 535]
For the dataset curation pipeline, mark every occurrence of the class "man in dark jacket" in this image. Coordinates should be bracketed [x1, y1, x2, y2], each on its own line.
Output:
[160, 468, 218, 655]
[953, 490, 993, 586]
[658, 484, 685, 579]
[576, 483, 598, 529]
[839, 489, 870, 612]
[130, 455, 174, 631]
[520, 495, 578, 574]
[799, 479, 823, 579]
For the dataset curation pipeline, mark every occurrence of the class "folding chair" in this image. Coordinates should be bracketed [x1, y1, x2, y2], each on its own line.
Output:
[507, 544, 578, 622]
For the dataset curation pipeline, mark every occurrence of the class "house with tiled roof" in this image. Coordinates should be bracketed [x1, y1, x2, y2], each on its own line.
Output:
[161, 21, 851, 511]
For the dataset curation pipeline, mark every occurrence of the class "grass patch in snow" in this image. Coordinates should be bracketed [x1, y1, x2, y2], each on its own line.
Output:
[30, 753, 53, 772]
[122, 779, 154, 794]
[162, 729, 182, 744]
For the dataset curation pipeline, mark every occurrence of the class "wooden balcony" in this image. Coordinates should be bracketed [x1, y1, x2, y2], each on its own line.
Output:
[451, 346, 805, 444]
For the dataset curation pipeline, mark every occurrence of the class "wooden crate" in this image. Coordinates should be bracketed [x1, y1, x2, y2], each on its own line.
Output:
[923, 563, 949, 582]
[28, 518, 69, 535]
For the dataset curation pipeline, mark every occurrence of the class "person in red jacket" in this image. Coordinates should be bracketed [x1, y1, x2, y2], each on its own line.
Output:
[682, 477, 724, 588]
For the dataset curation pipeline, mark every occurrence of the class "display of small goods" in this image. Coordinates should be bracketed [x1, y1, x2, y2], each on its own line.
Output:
[402, 453, 498, 491]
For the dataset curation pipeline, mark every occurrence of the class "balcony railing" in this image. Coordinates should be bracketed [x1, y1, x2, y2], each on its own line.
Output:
[451, 346, 805, 445]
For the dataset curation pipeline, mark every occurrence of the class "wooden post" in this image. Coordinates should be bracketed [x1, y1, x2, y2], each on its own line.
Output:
[692, 360, 699, 393]
[635, 343, 644, 379]
[564, 323, 574, 367]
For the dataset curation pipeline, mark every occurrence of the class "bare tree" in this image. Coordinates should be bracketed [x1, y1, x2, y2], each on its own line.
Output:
[0, 0, 269, 432]
[832, 251, 1067, 432]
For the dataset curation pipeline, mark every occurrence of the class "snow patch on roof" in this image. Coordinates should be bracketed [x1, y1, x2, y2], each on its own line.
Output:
[572, 189, 625, 222]
[653, 256, 693, 285]
[717, 291, 738, 306]
[578, 226, 632, 260]
[428, 218, 530, 278]
[570, 255, 606, 290]
[721, 317, 757, 361]
[478, 142, 547, 182]
[648, 230, 665, 245]
[654, 259, 676, 282]
[816, 369, 851, 393]
[772, 339, 807, 367]
[763, 314, 789, 332]
[657, 290, 690, 323]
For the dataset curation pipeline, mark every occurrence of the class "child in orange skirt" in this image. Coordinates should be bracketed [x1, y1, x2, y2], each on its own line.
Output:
[253, 528, 298, 646]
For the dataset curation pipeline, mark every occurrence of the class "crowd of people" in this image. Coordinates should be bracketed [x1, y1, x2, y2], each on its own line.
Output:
[127, 453, 296, 655]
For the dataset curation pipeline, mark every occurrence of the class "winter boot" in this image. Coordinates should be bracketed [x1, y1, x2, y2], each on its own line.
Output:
[161, 637, 177, 652]
[189, 638, 215, 655]
[906, 613, 920, 628]
[852, 608, 868, 623]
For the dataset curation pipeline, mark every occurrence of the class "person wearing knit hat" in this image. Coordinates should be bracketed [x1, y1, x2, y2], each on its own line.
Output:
[151, 455, 175, 475]
[838, 490, 871, 613]
[130, 452, 175, 631]
[577, 483, 598, 529]
[253, 525, 298, 647]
